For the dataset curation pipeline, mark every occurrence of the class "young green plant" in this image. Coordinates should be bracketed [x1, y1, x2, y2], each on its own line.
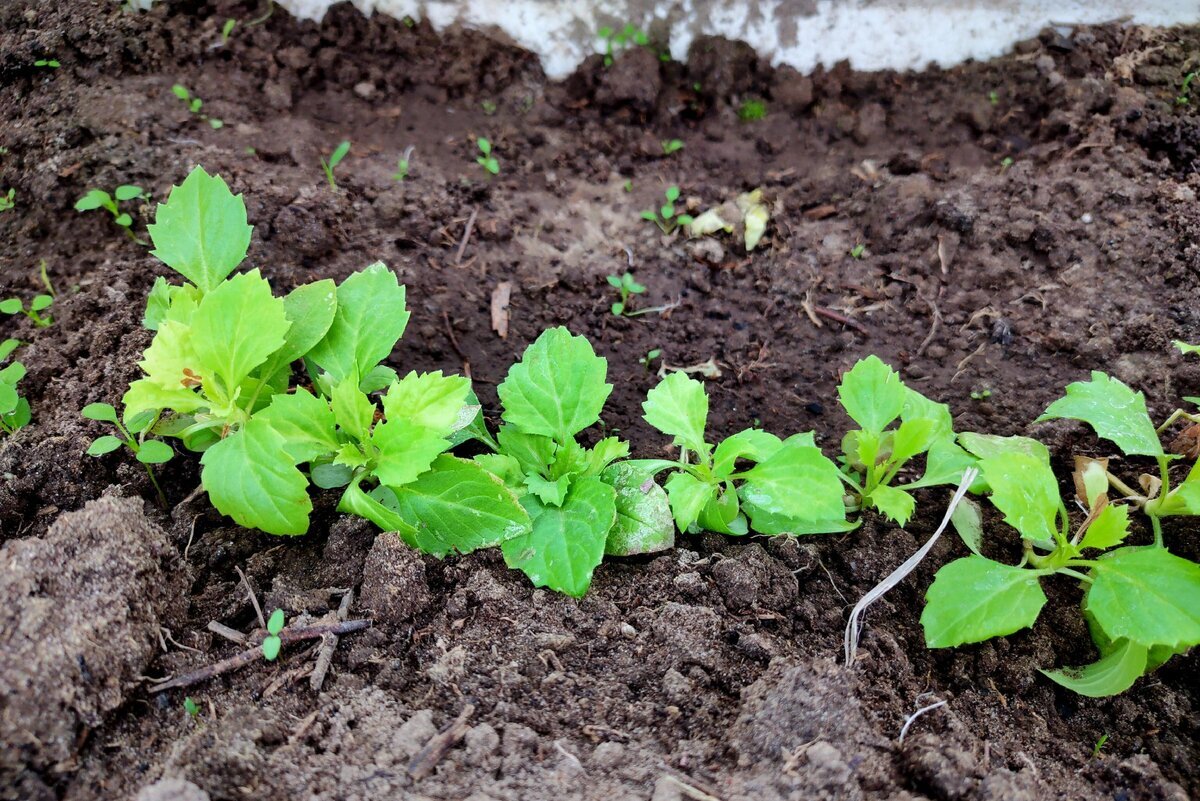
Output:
[661, 139, 684, 156]
[476, 138, 499, 175]
[606, 272, 647, 316]
[597, 23, 649, 66]
[172, 84, 223, 129]
[34, 58, 60, 68]
[737, 99, 767, 121]
[1177, 71, 1197, 105]
[0, 294, 52, 328]
[83, 402, 172, 505]
[0, 188, 14, 212]
[75, 185, 145, 241]
[0, 339, 30, 436]
[321, 140, 351, 190]
[640, 186, 692, 234]
[262, 609, 284, 660]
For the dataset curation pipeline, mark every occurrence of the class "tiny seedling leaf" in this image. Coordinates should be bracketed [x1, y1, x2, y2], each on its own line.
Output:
[136, 439, 174, 464]
[642, 372, 709, 455]
[86, 436, 124, 456]
[81, 402, 119, 422]
[838, 355, 907, 434]
[267, 608, 285, 635]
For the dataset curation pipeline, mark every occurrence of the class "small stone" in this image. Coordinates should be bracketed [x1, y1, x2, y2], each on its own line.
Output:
[136, 779, 210, 801]
[591, 741, 627, 769]
[353, 81, 376, 99]
[651, 775, 683, 801]
[661, 668, 693, 704]
[396, 710, 437, 759]
[620, 622, 637, 638]
[673, 571, 706, 597]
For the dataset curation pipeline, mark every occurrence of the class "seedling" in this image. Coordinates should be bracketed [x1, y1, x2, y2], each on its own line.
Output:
[737, 99, 767, 121]
[0, 339, 30, 436]
[640, 186, 693, 234]
[320, 140, 351, 190]
[623, 179, 633, 193]
[0, 188, 14, 211]
[221, 19, 236, 43]
[631, 371, 850, 538]
[969, 388, 992, 401]
[850, 243, 866, 259]
[83, 402, 172, 504]
[987, 90, 999, 105]
[1177, 71, 1196, 105]
[476, 138, 499, 175]
[262, 609, 284, 660]
[34, 59, 60, 68]
[393, 159, 409, 182]
[183, 697, 200, 718]
[1092, 734, 1109, 759]
[481, 100, 497, 115]
[639, 348, 662, 370]
[606, 272, 647, 316]
[597, 23, 649, 66]
[661, 139, 684, 156]
[75, 185, 145, 241]
[0, 294, 53, 327]
[172, 84, 223, 129]
[1000, 156, 1014, 170]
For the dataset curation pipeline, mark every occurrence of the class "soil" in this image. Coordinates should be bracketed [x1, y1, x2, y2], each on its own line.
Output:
[1, 2, 1199, 800]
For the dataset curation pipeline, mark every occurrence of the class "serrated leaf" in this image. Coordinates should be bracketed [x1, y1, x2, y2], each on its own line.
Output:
[1042, 638, 1147, 698]
[979, 452, 1062, 544]
[664, 471, 716, 533]
[381, 370, 471, 434]
[256, 389, 339, 464]
[377, 455, 531, 556]
[1037, 371, 1163, 457]
[838, 355, 907, 434]
[330, 377, 376, 442]
[921, 556, 1047, 647]
[642, 371, 709, 454]
[1086, 547, 1200, 649]
[905, 436, 978, 490]
[501, 476, 616, 597]
[122, 377, 205, 422]
[190, 269, 290, 391]
[137, 440, 174, 464]
[498, 327, 611, 441]
[868, 484, 916, 526]
[371, 419, 448, 487]
[200, 419, 312, 535]
[601, 462, 675, 555]
[890, 417, 936, 467]
[1079, 503, 1130, 551]
[256, 279, 338, 381]
[583, 437, 631, 476]
[736, 436, 846, 524]
[308, 263, 410, 383]
[496, 426, 556, 475]
[86, 436, 123, 456]
[711, 428, 783, 478]
[148, 166, 253, 292]
[524, 473, 572, 506]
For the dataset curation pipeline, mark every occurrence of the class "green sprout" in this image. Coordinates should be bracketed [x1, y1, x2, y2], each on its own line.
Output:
[172, 84, 223, 129]
[639, 348, 662, 370]
[987, 90, 999, 105]
[83, 402, 172, 505]
[606, 272, 647, 316]
[183, 697, 200, 718]
[262, 609, 285, 660]
[0, 188, 13, 211]
[75, 185, 145, 241]
[850, 243, 866, 259]
[1177, 72, 1196, 105]
[598, 23, 649, 66]
[970, 388, 992, 401]
[393, 146, 413, 182]
[737, 99, 767, 121]
[320, 140, 351, 190]
[0, 339, 30, 436]
[1, 294, 53, 328]
[476, 137, 499, 175]
[221, 19, 236, 42]
[623, 179, 633, 193]
[34, 59, 60, 69]
[1091, 734, 1109, 759]
[1000, 156, 1014, 171]
[661, 139, 684, 156]
[641, 186, 693, 234]
[481, 100, 497, 115]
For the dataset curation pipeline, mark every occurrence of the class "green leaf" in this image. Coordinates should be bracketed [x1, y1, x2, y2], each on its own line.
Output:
[267, 608, 285, 635]
[501, 476, 616, 597]
[1086, 547, 1200, 649]
[524, 473, 572, 506]
[867, 484, 916, 526]
[337, 479, 418, 536]
[664, 471, 716, 532]
[498, 327, 611, 441]
[1041, 638, 1147, 698]
[256, 279, 338, 381]
[837, 355, 906, 434]
[381, 371, 471, 434]
[190, 269, 290, 391]
[114, 185, 142, 201]
[86, 435, 124, 456]
[979, 452, 1061, 544]
[1174, 340, 1199, 356]
[30, 295, 52, 312]
[711, 428, 783, 478]
[496, 426, 557, 474]
[582, 437, 630, 476]
[1036, 371, 1163, 457]
[81, 402, 119, 422]
[328, 140, 350, 169]
[0, 299, 22, 314]
[148, 166, 253, 293]
[122, 378, 205, 422]
[200, 419, 312, 535]
[360, 365, 398, 395]
[371, 419, 449, 487]
[136, 440, 174, 464]
[601, 462, 674, 556]
[950, 496, 983, 555]
[736, 436, 846, 524]
[958, 432, 1050, 464]
[114, 213, 133, 227]
[642, 371, 709, 454]
[0, 338, 18, 362]
[377, 455, 531, 556]
[921, 556, 1047, 647]
[308, 263, 410, 383]
[261, 635, 280, 661]
[890, 417, 936, 466]
[902, 387, 954, 437]
[256, 389, 339, 464]
[906, 437, 978, 490]
[696, 484, 748, 535]
[330, 377, 375, 442]
[74, 189, 111, 212]
[1079, 503, 1130, 551]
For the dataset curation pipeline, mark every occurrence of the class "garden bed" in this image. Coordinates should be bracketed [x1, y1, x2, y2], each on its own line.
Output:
[1, 2, 1198, 799]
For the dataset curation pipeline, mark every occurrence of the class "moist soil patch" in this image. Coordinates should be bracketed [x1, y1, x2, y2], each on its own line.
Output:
[1, 2, 1199, 799]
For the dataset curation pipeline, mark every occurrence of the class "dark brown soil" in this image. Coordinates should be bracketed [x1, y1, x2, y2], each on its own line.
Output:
[1, 2, 1198, 800]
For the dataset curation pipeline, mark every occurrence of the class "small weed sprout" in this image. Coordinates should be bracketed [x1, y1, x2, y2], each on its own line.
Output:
[641, 186, 692, 233]
[183, 697, 200, 718]
[970, 388, 992, 401]
[481, 99, 498, 115]
[1177, 71, 1197, 105]
[639, 348, 662, 370]
[623, 179, 633, 193]
[661, 138, 684, 156]
[320, 140, 351, 190]
[0, 188, 13, 211]
[34, 58, 60, 69]
[850, 243, 866, 259]
[597, 24, 649, 66]
[987, 90, 999, 105]
[393, 145, 414, 182]
[0, 339, 30, 436]
[172, 84, 223, 129]
[75, 185, 145, 242]
[83, 402, 172, 504]
[1091, 734, 1110, 759]
[262, 609, 285, 660]
[476, 137, 499, 175]
[737, 99, 767, 121]
[606, 272, 647, 316]
[0, 294, 53, 328]
[221, 19, 236, 43]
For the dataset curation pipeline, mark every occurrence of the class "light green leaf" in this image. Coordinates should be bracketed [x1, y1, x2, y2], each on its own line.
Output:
[1037, 371, 1163, 457]
[148, 166, 253, 292]
[524, 473, 572, 506]
[642, 371, 709, 454]
[601, 462, 675, 555]
[136, 440, 174, 464]
[1174, 341, 1200, 356]
[0, 338, 18, 362]
[711, 428, 783, 478]
[902, 387, 954, 437]
[379, 455, 531, 556]
[664, 471, 716, 533]
[114, 185, 142, 201]
[498, 327, 611, 441]
[921, 556, 1047, 647]
[1079, 504, 1130, 551]
[381, 370, 471, 434]
[338, 478, 418, 537]
[1086, 547, 1200, 649]
[583, 437, 630, 476]
[737, 436, 846, 524]
[333, 443, 367, 469]
[256, 389, 339, 464]
[81, 402, 119, 422]
[122, 377, 205, 422]
[950, 496, 983, 555]
[473, 453, 524, 489]
[979, 452, 1061, 544]
[261, 636, 280, 661]
[360, 365, 399, 394]
[837, 355, 907, 434]
[190, 269, 290, 391]
[1041, 638, 1148, 698]
[1157, 462, 1200, 516]
[86, 436, 123, 456]
[501, 476, 616, 597]
[958, 432, 1050, 464]
[868, 484, 916, 526]
[308, 263, 410, 383]
[311, 463, 353, 488]
[256, 279, 338, 381]
[200, 419, 312, 535]
[331, 377, 375, 442]
[496, 426, 556, 474]
[371, 419, 448, 487]
[696, 484, 748, 535]
[75, 189, 112, 212]
[905, 437, 978, 490]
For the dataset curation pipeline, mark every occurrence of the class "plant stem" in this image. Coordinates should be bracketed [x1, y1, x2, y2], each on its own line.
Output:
[1106, 471, 1146, 504]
